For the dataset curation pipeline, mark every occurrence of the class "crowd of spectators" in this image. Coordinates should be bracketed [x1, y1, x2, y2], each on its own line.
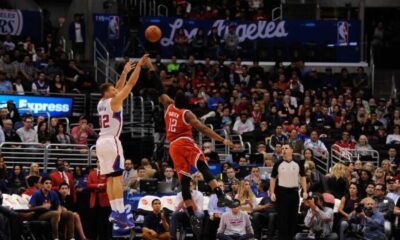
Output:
[170, 0, 279, 21]
[0, 33, 95, 95]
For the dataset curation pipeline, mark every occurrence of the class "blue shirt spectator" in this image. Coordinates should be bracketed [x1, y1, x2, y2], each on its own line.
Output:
[207, 90, 225, 111]
[29, 188, 60, 211]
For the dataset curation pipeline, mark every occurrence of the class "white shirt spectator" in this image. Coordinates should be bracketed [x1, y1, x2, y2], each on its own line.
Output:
[174, 189, 204, 213]
[386, 134, 400, 144]
[233, 118, 254, 135]
[304, 139, 328, 158]
[75, 23, 84, 43]
[0, 127, 5, 144]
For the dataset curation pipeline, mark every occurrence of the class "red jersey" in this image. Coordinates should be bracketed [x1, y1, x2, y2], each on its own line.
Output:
[165, 104, 193, 142]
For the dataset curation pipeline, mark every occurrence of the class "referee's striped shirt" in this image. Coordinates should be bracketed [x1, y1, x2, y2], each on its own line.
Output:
[271, 159, 305, 188]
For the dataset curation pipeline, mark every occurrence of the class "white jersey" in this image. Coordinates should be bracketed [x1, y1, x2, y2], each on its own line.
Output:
[97, 98, 123, 138]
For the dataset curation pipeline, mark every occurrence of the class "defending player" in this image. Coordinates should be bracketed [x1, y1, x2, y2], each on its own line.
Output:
[96, 54, 148, 227]
[159, 90, 240, 234]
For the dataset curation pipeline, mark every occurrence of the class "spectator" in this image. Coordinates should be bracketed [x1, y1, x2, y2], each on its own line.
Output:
[303, 148, 314, 163]
[252, 192, 276, 239]
[235, 179, 257, 214]
[130, 166, 147, 193]
[232, 112, 254, 135]
[224, 25, 239, 59]
[169, 179, 204, 239]
[387, 148, 399, 166]
[190, 29, 206, 58]
[386, 177, 399, 204]
[373, 183, 395, 237]
[6, 101, 19, 124]
[32, 72, 50, 95]
[141, 158, 156, 178]
[223, 167, 237, 185]
[0, 71, 12, 93]
[341, 197, 385, 240]
[338, 183, 360, 222]
[355, 135, 374, 158]
[244, 167, 261, 195]
[64, 60, 85, 91]
[26, 162, 41, 180]
[19, 55, 36, 84]
[87, 160, 111, 240]
[2, 35, 15, 51]
[358, 169, 373, 198]
[7, 164, 26, 194]
[50, 74, 66, 93]
[159, 166, 179, 192]
[206, 180, 230, 240]
[0, 155, 7, 193]
[51, 123, 72, 145]
[305, 161, 326, 193]
[16, 116, 38, 143]
[3, 119, 21, 144]
[373, 168, 386, 185]
[37, 121, 51, 145]
[271, 143, 283, 163]
[49, 158, 76, 202]
[24, 175, 40, 196]
[288, 129, 304, 155]
[207, 89, 225, 111]
[70, 116, 98, 145]
[304, 130, 329, 160]
[295, 193, 337, 240]
[12, 76, 25, 95]
[58, 182, 87, 240]
[326, 163, 348, 199]
[0, 54, 18, 79]
[203, 141, 220, 163]
[69, 13, 85, 60]
[269, 125, 288, 150]
[143, 198, 171, 240]
[216, 199, 254, 240]
[207, 27, 221, 58]
[29, 177, 75, 240]
[173, 28, 189, 59]
[386, 125, 400, 145]
[167, 56, 180, 75]
[365, 182, 376, 198]
[122, 159, 136, 191]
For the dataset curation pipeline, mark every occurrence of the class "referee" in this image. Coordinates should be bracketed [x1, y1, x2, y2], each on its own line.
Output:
[270, 144, 307, 240]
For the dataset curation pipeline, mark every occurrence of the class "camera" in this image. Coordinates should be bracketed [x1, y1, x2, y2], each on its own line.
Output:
[355, 203, 364, 213]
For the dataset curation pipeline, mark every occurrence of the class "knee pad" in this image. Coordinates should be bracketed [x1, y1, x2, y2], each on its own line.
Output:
[181, 175, 192, 201]
[196, 160, 215, 183]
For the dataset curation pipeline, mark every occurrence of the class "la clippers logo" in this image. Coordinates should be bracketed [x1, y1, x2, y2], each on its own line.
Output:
[0, 9, 23, 35]
[337, 21, 349, 44]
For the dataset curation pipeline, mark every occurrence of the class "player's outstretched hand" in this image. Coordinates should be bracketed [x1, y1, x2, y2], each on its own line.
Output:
[138, 54, 150, 67]
[223, 139, 234, 148]
[122, 60, 135, 74]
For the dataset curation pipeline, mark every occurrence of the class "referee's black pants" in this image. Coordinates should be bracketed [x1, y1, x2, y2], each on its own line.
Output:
[276, 186, 299, 240]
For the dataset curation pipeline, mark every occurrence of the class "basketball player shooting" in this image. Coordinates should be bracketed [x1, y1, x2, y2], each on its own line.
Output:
[96, 54, 149, 228]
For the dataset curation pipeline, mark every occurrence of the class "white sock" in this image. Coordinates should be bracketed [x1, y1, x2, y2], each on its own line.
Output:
[109, 200, 117, 212]
[115, 198, 125, 213]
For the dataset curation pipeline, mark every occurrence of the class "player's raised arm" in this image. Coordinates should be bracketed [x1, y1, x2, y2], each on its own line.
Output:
[115, 60, 135, 91]
[112, 54, 148, 110]
[185, 110, 234, 147]
[159, 93, 174, 109]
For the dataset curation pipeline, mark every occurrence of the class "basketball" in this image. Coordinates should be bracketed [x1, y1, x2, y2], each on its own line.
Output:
[145, 25, 162, 43]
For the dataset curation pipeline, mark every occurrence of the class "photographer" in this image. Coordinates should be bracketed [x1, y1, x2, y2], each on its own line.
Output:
[373, 183, 395, 238]
[143, 199, 171, 240]
[343, 197, 385, 240]
[295, 193, 337, 240]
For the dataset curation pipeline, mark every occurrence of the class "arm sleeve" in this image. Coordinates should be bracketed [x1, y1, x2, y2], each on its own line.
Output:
[298, 160, 306, 177]
[271, 161, 280, 178]
[245, 213, 254, 234]
[208, 195, 217, 215]
[217, 213, 226, 234]
[28, 193, 37, 207]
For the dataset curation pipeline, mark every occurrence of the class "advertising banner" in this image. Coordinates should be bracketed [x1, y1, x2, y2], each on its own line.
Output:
[0, 95, 73, 117]
[0, 9, 42, 40]
[93, 14, 125, 57]
[140, 17, 361, 61]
